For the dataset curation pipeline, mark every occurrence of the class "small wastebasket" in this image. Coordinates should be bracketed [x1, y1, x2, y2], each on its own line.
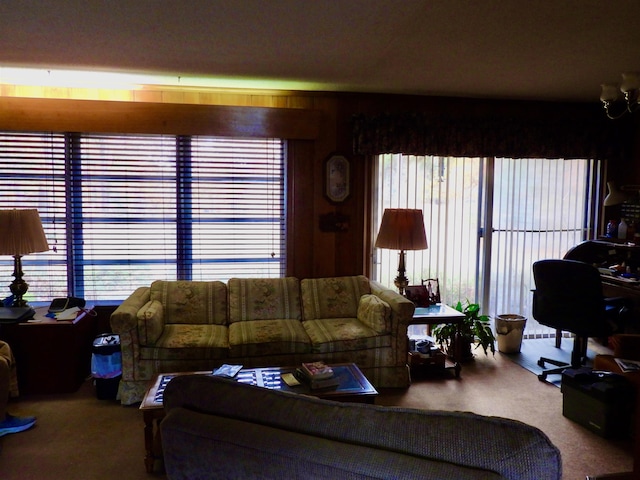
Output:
[495, 314, 527, 353]
[91, 333, 122, 400]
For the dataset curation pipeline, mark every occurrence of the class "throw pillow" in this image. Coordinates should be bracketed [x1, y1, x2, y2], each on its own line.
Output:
[357, 294, 391, 334]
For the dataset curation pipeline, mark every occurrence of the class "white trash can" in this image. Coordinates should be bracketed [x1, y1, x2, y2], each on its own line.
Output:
[495, 314, 527, 353]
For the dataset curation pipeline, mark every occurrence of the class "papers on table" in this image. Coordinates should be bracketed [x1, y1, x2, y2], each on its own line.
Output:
[614, 358, 640, 373]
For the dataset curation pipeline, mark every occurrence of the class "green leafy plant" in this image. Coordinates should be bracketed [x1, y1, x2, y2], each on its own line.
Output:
[432, 300, 496, 358]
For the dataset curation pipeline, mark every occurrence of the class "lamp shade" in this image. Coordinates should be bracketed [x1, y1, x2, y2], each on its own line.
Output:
[0, 209, 49, 255]
[603, 181, 628, 207]
[375, 209, 428, 251]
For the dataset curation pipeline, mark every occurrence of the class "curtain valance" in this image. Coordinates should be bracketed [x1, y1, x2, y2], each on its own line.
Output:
[352, 112, 632, 161]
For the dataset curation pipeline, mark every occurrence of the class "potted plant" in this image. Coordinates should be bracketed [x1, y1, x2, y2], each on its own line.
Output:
[432, 300, 496, 360]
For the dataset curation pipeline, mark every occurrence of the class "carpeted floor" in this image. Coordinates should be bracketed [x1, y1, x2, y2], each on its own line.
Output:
[501, 336, 599, 387]
[0, 340, 633, 480]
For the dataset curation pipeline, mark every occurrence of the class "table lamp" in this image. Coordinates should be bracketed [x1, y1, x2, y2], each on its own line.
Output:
[0, 209, 49, 307]
[375, 208, 428, 295]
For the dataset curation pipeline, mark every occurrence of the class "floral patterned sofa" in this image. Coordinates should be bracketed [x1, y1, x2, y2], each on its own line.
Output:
[110, 275, 415, 404]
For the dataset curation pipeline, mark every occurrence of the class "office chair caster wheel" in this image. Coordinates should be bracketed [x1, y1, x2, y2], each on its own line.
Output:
[537, 359, 545, 368]
[537, 373, 547, 381]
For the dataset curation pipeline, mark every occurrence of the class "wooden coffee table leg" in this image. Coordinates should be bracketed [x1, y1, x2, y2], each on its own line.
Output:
[143, 409, 164, 473]
[143, 410, 155, 473]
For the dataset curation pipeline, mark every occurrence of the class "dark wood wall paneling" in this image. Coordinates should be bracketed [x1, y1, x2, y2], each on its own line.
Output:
[1, 94, 638, 282]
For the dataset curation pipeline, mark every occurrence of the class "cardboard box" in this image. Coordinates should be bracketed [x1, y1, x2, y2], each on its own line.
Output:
[561, 367, 634, 438]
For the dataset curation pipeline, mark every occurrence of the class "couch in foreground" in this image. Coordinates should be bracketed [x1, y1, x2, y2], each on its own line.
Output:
[160, 375, 562, 480]
[110, 275, 415, 404]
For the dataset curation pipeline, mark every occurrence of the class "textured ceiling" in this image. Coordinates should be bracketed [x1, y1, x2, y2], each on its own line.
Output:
[0, 0, 638, 102]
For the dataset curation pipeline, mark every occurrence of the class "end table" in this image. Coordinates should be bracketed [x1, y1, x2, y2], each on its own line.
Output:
[409, 304, 465, 377]
[0, 306, 95, 394]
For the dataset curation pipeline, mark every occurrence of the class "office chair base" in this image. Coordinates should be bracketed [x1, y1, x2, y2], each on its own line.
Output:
[537, 357, 571, 382]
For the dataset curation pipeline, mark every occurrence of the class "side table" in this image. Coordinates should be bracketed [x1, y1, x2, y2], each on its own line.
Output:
[0, 306, 95, 394]
[409, 304, 465, 378]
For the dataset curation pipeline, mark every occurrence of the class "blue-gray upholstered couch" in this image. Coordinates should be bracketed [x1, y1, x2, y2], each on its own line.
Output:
[160, 375, 562, 480]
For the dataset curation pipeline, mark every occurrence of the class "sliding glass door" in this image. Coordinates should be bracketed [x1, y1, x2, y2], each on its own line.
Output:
[373, 154, 602, 335]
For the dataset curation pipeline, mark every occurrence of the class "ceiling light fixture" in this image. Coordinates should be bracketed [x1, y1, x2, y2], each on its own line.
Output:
[600, 72, 639, 120]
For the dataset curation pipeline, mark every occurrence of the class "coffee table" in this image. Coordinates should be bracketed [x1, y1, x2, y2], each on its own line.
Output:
[139, 363, 377, 473]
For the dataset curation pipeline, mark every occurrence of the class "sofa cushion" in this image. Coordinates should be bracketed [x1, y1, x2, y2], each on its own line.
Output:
[357, 294, 391, 334]
[303, 318, 391, 353]
[150, 280, 228, 325]
[228, 319, 311, 357]
[137, 299, 165, 346]
[301, 275, 371, 320]
[228, 277, 301, 323]
[140, 324, 229, 361]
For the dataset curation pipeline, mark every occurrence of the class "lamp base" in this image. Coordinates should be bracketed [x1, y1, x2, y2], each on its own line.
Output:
[9, 255, 30, 307]
[394, 250, 409, 295]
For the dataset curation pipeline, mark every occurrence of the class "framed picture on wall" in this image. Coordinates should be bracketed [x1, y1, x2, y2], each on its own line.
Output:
[325, 154, 350, 203]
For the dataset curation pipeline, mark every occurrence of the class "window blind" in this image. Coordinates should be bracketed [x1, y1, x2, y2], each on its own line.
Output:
[0, 131, 285, 304]
[0, 132, 67, 302]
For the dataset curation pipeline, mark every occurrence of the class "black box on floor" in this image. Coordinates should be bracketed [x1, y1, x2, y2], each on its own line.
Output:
[561, 367, 634, 438]
[95, 375, 122, 400]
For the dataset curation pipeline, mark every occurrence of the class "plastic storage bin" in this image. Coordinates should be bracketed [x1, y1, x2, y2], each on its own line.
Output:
[91, 333, 122, 400]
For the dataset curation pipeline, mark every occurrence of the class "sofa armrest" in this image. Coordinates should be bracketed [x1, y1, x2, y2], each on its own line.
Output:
[137, 299, 165, 345]
[369, 280, 415, 369]
[110, 287, 151, 338]
[369, 280, 415, 333]
[110, 287, 151, 388]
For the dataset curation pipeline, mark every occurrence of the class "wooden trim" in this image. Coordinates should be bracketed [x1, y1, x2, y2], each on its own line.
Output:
[0, 96, 321, 139]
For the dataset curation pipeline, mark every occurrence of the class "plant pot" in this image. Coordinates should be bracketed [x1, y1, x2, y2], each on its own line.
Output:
[448, 335, 474, 362]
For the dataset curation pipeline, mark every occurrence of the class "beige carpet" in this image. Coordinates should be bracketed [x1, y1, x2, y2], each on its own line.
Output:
[0, 345, 633, 480]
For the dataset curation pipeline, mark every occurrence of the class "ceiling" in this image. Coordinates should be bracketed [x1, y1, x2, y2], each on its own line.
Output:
[1, 0, 638, 102]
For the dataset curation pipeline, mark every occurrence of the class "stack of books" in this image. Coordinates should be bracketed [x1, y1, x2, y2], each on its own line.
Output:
[296, 361, 340, 390]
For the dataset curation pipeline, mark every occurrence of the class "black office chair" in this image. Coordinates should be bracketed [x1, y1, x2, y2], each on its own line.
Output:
[531, 259, 630, 381]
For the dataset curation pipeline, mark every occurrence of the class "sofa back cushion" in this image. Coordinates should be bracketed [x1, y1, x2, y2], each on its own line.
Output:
[149, 280, 228, 325]
[228, 277, 301, 323]
[301, 275, 371, 320]
[162, 375, 562, 480]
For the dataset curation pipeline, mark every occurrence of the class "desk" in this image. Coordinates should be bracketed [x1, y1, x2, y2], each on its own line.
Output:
[601, 277, 640, 334]
[0, 306, 95, 394]
[409, 304, 465, 377]
[564, 239, 640, 333]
